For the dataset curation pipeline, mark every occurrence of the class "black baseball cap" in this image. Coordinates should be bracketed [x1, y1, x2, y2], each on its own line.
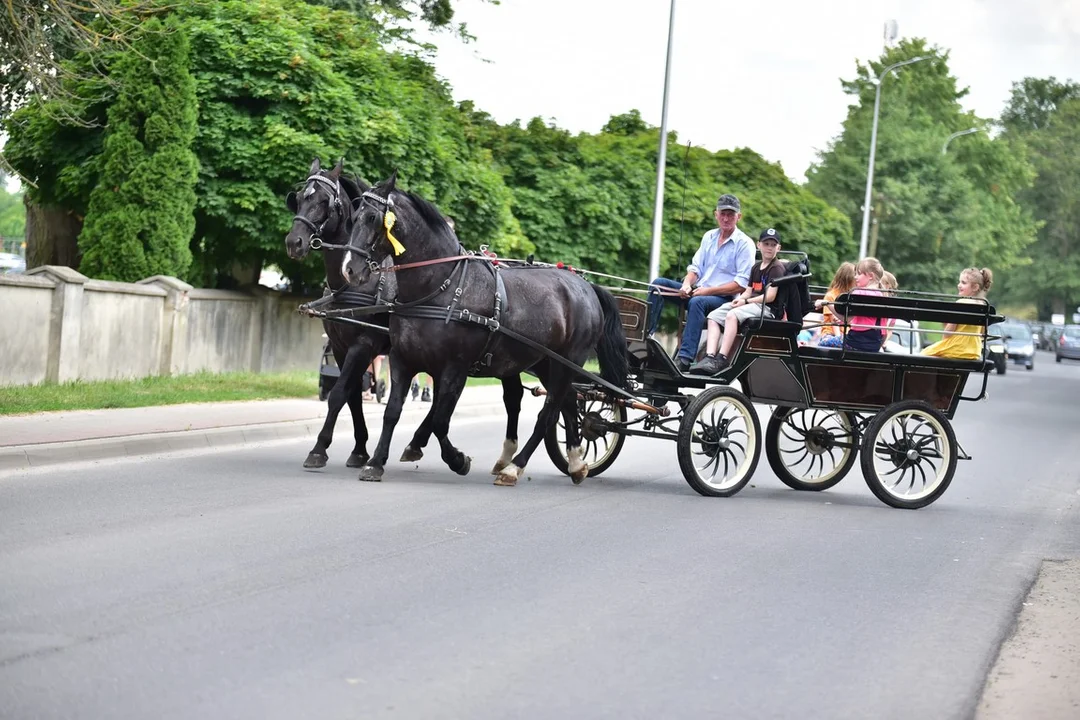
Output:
[716, 194, 741, 212]
[758, 227, 781, 243]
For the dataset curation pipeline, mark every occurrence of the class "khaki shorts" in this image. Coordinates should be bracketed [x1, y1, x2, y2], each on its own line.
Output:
[708, 302, 775, 325]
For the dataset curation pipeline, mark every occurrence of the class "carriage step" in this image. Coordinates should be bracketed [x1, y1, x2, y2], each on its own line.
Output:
[956, 441, 972, 461]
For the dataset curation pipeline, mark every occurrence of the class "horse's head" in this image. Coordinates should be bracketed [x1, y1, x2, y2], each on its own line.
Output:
[342, 170, 400, 285]
[285, 158, 354, 260]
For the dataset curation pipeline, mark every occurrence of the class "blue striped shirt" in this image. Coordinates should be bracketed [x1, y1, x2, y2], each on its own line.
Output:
[687, 227, 755, 290]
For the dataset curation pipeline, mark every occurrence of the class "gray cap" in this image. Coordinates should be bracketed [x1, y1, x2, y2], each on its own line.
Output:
[716, 194, 741, 212]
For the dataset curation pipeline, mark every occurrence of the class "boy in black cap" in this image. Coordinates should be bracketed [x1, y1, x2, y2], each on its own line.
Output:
[691, 228, 786, 375]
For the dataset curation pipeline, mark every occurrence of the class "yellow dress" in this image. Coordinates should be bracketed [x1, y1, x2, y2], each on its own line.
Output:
[921, 299, 983, 360]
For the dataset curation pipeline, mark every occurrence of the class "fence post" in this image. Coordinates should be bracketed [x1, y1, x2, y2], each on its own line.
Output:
[138, 275, 193, 376]
[247, 286, 278, 373]
[26, 265, 87, 383]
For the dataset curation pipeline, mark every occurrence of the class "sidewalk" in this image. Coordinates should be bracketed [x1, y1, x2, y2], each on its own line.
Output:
[0, 384, 525, 473]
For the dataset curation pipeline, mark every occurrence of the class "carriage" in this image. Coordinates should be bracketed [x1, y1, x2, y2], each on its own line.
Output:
[289, 163, 1002, 510]
[542, 266, 1003, 509]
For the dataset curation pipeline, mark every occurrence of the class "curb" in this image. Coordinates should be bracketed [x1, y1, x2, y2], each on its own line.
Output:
[0, 400, 511, 474]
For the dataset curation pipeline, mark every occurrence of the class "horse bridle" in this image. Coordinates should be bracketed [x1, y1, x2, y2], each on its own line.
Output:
[287, 174, 345, 251]
[341, 189, 396, 273]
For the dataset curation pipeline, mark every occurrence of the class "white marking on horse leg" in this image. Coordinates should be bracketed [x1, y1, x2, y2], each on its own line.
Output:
[567, 446, 586, 475]
[341, 251, 353, 281]
[494, 463, 522, 487]
[491, 438, 518, 474]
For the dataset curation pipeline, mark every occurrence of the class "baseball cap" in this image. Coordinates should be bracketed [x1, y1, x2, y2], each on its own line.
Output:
[758, 228, 781, 243]
[716, 194, 741, 212]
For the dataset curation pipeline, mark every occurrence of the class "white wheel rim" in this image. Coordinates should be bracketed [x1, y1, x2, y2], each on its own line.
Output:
[871, 409, 951, 501]
[777, 409, 855, 485]
[690, 394, 756, 490]
[556, 399, 621, 469]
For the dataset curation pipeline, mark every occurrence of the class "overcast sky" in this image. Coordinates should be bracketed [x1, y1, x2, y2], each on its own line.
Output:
[421, 0, 1080, 182]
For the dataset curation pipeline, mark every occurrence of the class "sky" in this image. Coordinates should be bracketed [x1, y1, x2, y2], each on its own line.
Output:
[419, 0, 1080, 182]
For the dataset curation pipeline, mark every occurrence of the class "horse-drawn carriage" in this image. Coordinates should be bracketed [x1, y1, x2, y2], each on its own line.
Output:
[546, 277, 1002, 509]
[287, 162, 1003, 509]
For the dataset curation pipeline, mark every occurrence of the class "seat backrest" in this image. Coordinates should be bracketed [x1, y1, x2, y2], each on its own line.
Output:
[774, 258, 812, 322]
[832, 292, 1004, 328]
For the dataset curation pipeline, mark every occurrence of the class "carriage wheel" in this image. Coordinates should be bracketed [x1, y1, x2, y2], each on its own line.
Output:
[544, 398, 627, 478]
[677, 386, 761, 497]
[860, 400, 957, 509]
[765, 407, 858, 491]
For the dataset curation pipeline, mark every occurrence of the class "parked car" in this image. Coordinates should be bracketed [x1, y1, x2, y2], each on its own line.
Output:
[883, 319, 922, 354]
[987, 322, 1008, 375]
[1047, 325, 1065, 351]
[0, 252, 25, 275]
[1030, 321, 1050, 350]
[999, 320, 1036, 371]
[1056, 325, 1080, 363]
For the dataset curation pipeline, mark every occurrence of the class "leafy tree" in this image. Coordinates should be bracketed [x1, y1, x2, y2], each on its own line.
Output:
[807, 39, 1038, 292]
[0, 183, 26, 240]
[996, 80, 1080, 319]
[76, 16, 198, 282]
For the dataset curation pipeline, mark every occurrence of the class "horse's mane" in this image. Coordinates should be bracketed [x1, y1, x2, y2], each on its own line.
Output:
[404, 190, 456, 244]
[340, 175, 362, 201]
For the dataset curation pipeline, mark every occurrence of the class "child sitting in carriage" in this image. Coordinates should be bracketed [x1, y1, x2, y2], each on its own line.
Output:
[689, 228, 787, 375]
[921, 267, 993, 360]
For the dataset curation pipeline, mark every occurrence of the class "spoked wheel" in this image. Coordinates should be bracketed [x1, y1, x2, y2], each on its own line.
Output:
[544, 397, 627, 479]
[860, 400, 958, 509]
[765, 407, 859, 491]
[677, 386, 761, 497]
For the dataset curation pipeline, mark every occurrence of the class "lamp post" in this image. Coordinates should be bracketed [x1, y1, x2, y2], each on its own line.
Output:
[858, 55, 928, 260]
[647, 0, 676, 284]
[942, 127, 980, 154]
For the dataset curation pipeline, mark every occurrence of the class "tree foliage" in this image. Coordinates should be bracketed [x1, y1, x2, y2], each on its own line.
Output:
[77, 16, 198, 282]
[463, 108, 852, 284]
[996, 78, 1080, 318]
[807, 39, 1038, 293]
[0, 183, 26, 240]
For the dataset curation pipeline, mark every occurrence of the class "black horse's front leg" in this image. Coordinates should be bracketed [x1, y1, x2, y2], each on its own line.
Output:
[306, 344, 367, 469]
[401, 380, 440, 462]
[358, 356, 414, 482]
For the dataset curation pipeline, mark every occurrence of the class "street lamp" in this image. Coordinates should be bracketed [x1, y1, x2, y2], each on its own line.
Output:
[647, 0, 676, 284]
[942, 127, 980, 154]
[858, 55, 929, 260]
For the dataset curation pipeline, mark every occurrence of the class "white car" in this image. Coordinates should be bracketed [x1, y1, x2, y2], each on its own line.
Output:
[883, 319, 922, 354]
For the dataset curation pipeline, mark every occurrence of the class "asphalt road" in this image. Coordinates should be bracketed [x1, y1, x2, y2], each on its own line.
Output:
[2, 352, 1079, 719]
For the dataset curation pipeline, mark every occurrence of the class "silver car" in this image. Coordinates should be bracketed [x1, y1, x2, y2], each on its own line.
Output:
[1056, 325, 1080, 363]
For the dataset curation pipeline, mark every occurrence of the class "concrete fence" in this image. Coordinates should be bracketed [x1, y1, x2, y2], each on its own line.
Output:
[0, 266, 325, 387]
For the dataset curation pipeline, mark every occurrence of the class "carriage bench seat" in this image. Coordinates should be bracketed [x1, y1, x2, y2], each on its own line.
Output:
[795, 346, 992, 374]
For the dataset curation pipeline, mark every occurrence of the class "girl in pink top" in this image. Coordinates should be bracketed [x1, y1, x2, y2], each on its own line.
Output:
[835, 257, 885, 352]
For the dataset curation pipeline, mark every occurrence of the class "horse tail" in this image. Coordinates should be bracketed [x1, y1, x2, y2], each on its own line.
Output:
[591, 284, 629, 390]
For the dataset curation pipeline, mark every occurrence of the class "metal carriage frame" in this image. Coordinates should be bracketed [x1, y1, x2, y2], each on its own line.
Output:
[545, 270, 1004, 510]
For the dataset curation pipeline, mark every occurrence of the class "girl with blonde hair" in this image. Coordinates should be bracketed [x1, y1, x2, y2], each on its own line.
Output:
[921, 268, 993, 360]
[815, 262, 856, 347]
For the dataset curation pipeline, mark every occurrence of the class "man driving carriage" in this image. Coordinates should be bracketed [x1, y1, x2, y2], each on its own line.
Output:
[647, 193, 756, 373]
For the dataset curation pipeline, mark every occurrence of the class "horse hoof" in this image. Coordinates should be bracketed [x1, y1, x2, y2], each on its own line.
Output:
[570, 463, 590, 485]
[358, 465, 384, 482]
[400, 445, 424, 462]
[493, 465, 519, 487]
[490, 460, 508, 475]
[346, 453, 368, 468]
[454, 455, 472, 476]
[304, 452, 328, 469]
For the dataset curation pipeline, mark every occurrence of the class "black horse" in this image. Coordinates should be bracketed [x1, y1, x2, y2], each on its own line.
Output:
[285, 159, 527, 473]
[341, 171, 628, 486]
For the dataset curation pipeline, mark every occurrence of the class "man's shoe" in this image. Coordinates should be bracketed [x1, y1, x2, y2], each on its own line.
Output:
[675, 357, 691, 373]
[421, 387, 432, 402]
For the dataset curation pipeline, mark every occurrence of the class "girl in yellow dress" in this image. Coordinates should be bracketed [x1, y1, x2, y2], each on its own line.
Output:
[921, 267, 993, 360]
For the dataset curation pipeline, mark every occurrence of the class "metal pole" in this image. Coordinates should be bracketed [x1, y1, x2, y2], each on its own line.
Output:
[942, 127, 979, 154]
[857, 55, 927, 259]
[648, 0, 676, 283]
[858, 80, 883, 260]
